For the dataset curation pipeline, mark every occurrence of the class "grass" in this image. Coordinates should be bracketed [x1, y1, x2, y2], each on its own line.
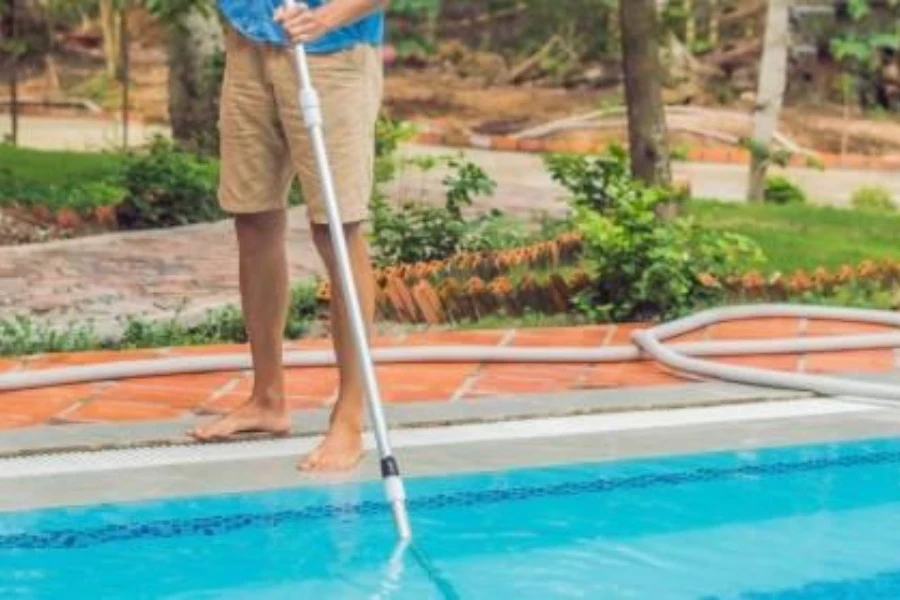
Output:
[689, 199, 900, 272]
[0, 145, 123, 187]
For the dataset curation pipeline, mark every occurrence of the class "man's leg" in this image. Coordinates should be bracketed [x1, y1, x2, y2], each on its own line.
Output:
[299, 222, 375, 471]
[192, 209, 292, 440]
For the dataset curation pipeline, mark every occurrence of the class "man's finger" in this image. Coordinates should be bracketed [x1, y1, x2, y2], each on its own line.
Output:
[274, 4, 308, 23]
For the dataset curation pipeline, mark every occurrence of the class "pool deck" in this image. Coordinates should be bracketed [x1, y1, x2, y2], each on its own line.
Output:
[2, 317, 900, 510]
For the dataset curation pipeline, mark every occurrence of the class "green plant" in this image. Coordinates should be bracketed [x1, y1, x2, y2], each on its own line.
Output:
[374, 116, 419, 186]
[671, 142, 691, 161]
[460, 210, 531, 252]
[544, 145, 631, 213]
[740, 138, 793, 169]
[442, 155, 497, 217]
[828, 0, 900, 109]
[764, 175, 807, 205]
[369, 143, 518, 265]
[851, 185, 896, 212]
[116, 136, 222, 228]
[388, 0, 442, 58]
[119, 282, 317, 348]
[369, 198, 470, 265]
[552, 151, 763, 321]
[1, 281, 320, 357]
[0, 316, 100, 357]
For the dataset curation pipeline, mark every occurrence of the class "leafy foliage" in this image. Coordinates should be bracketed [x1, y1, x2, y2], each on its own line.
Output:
[369, 153, 520, 266]
[764, 175, 808, 206]
[829, 0, 900, 107]
[1, 281, 319, 357]
[115, 136, 222, 228]
[851, 185, 896, 212]
[547, 150, 763, 321]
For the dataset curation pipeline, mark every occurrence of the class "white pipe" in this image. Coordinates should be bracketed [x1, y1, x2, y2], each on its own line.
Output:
[4, 331, 900, 392]
[633, 304, 900, 406]
[1, 304, 899, 397]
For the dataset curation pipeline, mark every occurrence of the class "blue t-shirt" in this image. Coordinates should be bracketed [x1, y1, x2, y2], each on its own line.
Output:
[218, 0, 384, 53]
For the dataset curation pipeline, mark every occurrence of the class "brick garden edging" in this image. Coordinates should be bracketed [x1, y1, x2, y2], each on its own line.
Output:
[410, 120, 900, 171]
[318, 233, 900, 325]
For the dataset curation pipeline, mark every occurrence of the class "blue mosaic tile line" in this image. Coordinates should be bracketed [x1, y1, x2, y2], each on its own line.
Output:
[704, 567, 900, 599]
[2, 450, 899, 552]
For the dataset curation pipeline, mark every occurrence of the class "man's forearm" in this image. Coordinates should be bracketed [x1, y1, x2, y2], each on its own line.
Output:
[317, 0, 388, 31]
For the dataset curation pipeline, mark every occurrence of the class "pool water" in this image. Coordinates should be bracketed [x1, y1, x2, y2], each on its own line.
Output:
[3, 437, 900, 599]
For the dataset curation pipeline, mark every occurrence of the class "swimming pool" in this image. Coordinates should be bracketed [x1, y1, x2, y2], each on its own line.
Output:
[2, 436, 900, 599]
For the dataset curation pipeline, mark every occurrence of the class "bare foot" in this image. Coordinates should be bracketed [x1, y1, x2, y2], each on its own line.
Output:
[191, 399, 291, 441]
[299, 421, 364, 472]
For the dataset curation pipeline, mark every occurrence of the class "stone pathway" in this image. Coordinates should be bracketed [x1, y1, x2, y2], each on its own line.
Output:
[0, 211, 320, 335]
[0, 318, 896, 431]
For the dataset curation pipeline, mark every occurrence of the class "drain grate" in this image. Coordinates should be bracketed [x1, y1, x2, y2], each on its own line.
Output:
[0, 437, 319, 479]
[0, 398, 876, 480]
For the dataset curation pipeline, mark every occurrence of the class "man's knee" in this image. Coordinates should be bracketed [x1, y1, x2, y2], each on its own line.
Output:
[311, 222, 367, 253]
[235, 211, 286, 253]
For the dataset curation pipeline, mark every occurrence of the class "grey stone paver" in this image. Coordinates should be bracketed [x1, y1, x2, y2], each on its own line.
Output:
[0, 380, 811, 455]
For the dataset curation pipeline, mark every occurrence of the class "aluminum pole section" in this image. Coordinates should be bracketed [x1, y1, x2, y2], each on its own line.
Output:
[284, 0, 411, 541]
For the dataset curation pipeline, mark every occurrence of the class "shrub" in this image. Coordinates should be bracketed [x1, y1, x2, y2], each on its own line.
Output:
[1, 282, 320, 357]
[116, 137, 223, 229]
[851, 186, 896, 212]
[764, 175, 807, 205]
[547, 150, 764, 321]
[0, 316, 99, 357]
[368, 154, 528, 266]
[544, 146, 632, 214]
[119, 282, 318, 348]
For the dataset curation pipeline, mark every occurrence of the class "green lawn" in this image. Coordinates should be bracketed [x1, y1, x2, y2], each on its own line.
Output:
[0, 145, 123, 187]
[689, 200, 900, 272]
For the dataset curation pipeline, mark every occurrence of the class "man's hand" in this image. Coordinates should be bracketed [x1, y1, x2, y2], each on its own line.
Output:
[275, 1, 388, 45]
[274, 4, 333, 44]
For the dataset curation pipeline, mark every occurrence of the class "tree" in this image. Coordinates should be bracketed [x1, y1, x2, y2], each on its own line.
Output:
[148, 0, 223, 153]
[98, 0, 121, 77]
[747, 0, 790, 203]
[619, 0, 672, 189]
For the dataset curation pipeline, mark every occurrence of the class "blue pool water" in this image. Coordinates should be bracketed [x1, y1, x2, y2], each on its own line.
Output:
[3, 438, 900, 599]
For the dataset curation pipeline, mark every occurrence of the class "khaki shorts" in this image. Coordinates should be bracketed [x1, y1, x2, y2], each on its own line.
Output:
[218, 29, 383, 223]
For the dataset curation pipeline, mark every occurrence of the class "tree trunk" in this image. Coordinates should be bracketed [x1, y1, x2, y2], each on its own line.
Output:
[709, 0, 720, 48]
[684, 0, 695, 47]
[747, 0, 790, 203]
[167, 8, 224, 154]
[7, 0, 18, 145]
[99, 0, 120, 78]
[619, 0, 672, 188]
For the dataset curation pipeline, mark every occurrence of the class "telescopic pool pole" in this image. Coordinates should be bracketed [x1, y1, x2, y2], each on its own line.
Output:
[284, 0, 412, 541]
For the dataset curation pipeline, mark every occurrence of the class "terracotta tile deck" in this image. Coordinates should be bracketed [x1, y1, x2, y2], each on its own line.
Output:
[0, 318, 897, 431]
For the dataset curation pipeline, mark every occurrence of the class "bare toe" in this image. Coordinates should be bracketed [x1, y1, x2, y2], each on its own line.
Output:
[190, 401, 291, 442]
[299, 424, 363, 472]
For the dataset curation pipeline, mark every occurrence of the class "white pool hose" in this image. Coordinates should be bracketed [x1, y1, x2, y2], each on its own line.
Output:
[2, 305, 900, 402]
